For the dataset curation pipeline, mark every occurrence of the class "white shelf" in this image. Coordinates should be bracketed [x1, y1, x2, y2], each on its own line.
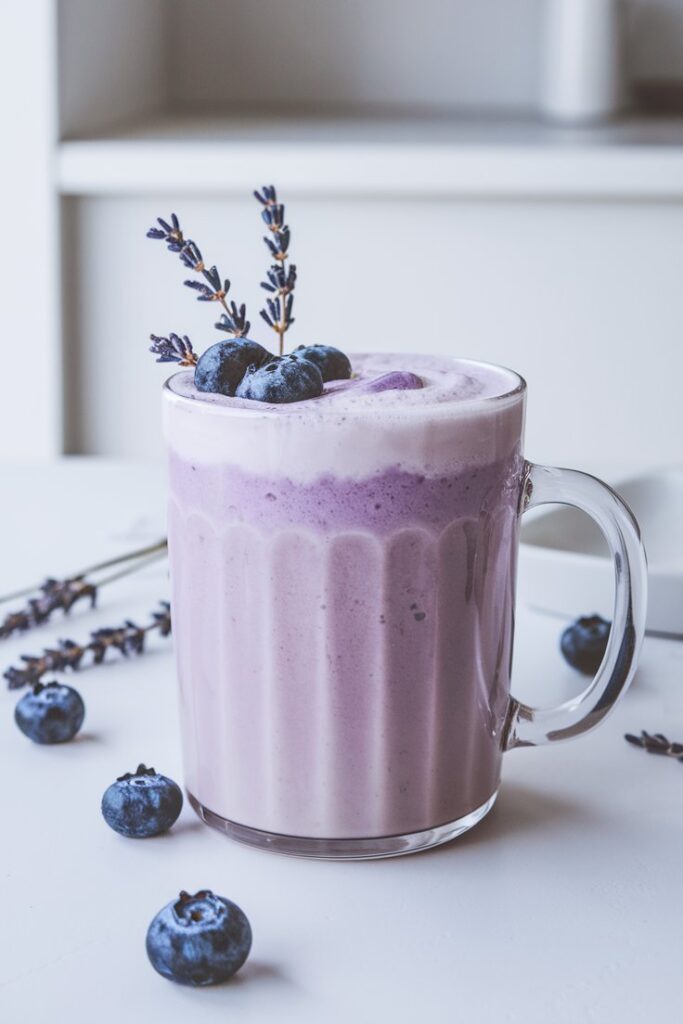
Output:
[57, 112, 683, 199]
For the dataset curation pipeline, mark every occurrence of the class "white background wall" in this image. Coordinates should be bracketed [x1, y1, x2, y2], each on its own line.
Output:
[0, 2, 60, 459]
[63, 194, 683, 467]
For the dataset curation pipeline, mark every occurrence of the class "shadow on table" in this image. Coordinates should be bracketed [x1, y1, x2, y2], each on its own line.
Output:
[72, 731, 103, 745]
[417, 781, 598, 860]
[232, 961, 292, 987]
[148, 816, 207, 840]
[172, 815, 208, 837]
[171, 959, 296, 1002]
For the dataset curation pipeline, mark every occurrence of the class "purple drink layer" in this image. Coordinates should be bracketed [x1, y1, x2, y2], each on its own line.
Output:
[169, 457, 519, 535]
[165, 354, 526, 839]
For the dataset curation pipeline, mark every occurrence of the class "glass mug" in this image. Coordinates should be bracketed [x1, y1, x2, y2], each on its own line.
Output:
[163, 356, 647, 859]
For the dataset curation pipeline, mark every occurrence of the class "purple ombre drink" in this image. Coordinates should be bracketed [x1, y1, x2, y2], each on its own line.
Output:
[163, 353, 526, 854]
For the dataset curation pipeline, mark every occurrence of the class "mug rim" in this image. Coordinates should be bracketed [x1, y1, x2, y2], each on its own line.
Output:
[162, 355, 527, 420]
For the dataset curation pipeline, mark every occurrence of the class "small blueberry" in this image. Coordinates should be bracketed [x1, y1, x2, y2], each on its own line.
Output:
[236, 352, 323, 403]
[295, 344, 352, 382]
[560, 614, 611, 675]
[14, 681, 85, 744]
[101, 763, 183, 838]
[146, 889, 252, 986]
[194, 338, 272, 396]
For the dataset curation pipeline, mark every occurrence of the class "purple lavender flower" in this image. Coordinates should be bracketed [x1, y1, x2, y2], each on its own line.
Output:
[149, 333, 197, 367]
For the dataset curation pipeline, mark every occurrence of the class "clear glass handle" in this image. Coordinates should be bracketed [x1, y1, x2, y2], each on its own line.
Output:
[504, 462, 648, 750]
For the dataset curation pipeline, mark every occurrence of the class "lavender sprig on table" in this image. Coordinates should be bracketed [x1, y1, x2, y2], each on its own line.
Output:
[147, 213, 250, 338]
[255, 185, 296, 355]
[4, 602, 171, 690]
[625, 731, 683, 762]
[0, 579, 96, 640]
[0, 540, 167, 641]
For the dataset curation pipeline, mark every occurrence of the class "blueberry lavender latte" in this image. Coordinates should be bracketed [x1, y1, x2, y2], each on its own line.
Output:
[163, 353, 525, 841]
[147, 187, 526, 850]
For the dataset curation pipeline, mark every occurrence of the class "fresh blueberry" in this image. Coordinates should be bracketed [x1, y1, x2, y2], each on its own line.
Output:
[560, 614, 611, 675]
[101, 763, 183, 838]
[146, 889, 252, 986]
[295, 344, 352, 382]
[194, 338, 272, 396]
[236, 352, 323, 403]
[15, 681, 85, 744]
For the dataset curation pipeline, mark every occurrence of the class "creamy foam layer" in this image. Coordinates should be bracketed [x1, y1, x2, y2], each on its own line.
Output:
[163, 352, 525, 481]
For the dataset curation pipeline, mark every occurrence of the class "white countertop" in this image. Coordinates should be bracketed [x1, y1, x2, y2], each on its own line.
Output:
[1, 459, 681, 1023]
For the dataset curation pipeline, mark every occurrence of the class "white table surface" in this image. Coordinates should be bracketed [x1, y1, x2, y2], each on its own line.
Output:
[1, 458, 681, 1024]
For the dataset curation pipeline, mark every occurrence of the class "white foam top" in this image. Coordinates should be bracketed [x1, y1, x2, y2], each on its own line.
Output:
[163, 353, 525, 480]
[168, 352, 520, 414]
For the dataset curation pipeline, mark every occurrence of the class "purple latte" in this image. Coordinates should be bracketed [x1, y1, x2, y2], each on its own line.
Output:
[164, 353, 526, 839]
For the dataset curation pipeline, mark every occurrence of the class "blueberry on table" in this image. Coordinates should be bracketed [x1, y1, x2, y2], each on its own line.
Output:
[236, 352, 323, 403]
[295, 344, 352, 382]
[14, 681, 85, 744]
[101, 764, 183, 838]
[146, 889, 252, 986]
[194, 338, 272, 396]
[560, 614, 611, 675]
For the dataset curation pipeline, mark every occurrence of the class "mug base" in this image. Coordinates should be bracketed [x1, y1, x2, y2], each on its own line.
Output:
[187, 789, 499, 860]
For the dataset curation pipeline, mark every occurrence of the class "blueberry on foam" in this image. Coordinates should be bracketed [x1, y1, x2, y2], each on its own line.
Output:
[146, 889, 252, 986]
[295, 344, 352, 382]
[236, 352, 323, 404]
[194, 338, 272, 396]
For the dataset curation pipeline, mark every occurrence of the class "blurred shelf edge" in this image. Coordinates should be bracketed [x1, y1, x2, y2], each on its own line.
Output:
[57, 111, 683, 199]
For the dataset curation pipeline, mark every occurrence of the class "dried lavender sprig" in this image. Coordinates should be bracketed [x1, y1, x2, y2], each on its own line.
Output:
[0, 542, 167, 641]
[184, 266, 230, 305]
[0, 563, 162, 643]
[149, 333, 197, 367]
[255, 186, 296, 355]
[68, 539, 168, 585]
[4, 602, 172, 690]
[94, 551, 168, 589]
[260, 263, 297, 296]
[179, 241, 203, 270]
[215, 302, 251, 339]
[0, 538, 167, 607]
[146, 214, 185, 251]
[625, 731, 683, 761]
[147, 213, 249, 337]
[0, 580, 96, 641]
